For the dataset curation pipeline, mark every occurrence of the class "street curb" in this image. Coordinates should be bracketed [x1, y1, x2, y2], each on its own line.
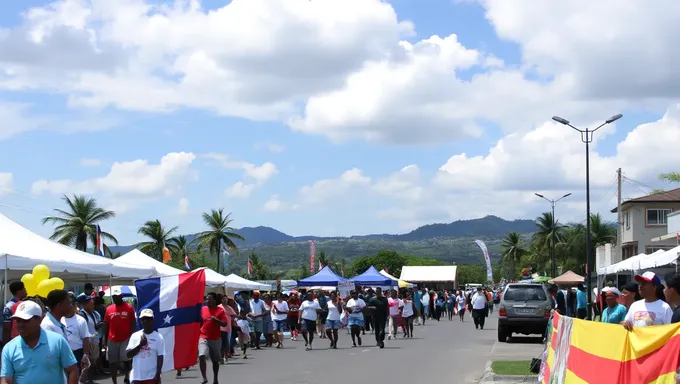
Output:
[479, 361, 539, 383]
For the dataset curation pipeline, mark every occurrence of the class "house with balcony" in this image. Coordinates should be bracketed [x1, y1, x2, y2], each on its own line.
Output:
[611, 188, 680, 259]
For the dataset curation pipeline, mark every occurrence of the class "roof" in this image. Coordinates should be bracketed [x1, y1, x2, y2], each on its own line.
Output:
[611, 188, 680, 213]
[351, 266, 396, 286]
[399, 266, 457, 282]
[549, 270, 584, 284]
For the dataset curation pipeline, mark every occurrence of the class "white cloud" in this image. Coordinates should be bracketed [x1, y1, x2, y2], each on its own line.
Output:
[204, 153, 278, 185]
[255, 142, 285, 153]
[177, 197, 189, 215]
[0, 102, 49, 139]
[0, 173, 13, 195]
[264, 194, 298, 212]
[32, 152, 198, 212]
[79, 158, 101, 167]
[298, 168, 371, 205]
[226, 182, 256, 199]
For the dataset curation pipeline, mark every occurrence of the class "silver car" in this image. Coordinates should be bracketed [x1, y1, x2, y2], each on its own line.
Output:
[497, 283, 552, 342]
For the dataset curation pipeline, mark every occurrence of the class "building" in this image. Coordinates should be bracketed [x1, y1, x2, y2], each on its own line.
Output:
[611, 188, 680, 259]
[399, 265, 458, 290]
[650, 210, 680, 244]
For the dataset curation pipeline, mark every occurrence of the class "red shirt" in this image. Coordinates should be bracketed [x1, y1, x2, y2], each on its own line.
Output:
[200, 306, 228, 341]
[104, 303, 136, 342]
[287, 298, 301, 317]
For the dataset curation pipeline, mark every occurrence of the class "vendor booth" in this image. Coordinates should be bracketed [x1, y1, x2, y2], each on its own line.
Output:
[297, 266, 355, 298]
[351, 266, 397, 287]
[379, 269, 415, 288]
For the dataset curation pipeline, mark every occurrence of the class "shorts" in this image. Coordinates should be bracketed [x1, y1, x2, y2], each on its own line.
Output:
[89, 339, 101, 361]
[300, 319, 316, 332]
[287, 316, 299, 330]
[220, 331, 230, 352]
[325, 319, 340, 329]
[107, 339, 130, 363]
[273, 320, 287, 332]
[73, 348, 84, 372]
[348, 317, 364, 327]
[198, 338, 221, 362]
[251, 318, 264, 333]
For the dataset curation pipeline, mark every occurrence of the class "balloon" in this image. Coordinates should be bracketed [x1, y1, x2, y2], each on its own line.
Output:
[36, 279, 55, 298]
[49, 277, 65, 290]
[33, 264, 50, 283]
[21, 274, 38, 296]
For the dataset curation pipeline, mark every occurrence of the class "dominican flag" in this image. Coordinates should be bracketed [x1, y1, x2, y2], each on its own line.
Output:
[247, 258, 253, 275]
[134, 269, 206, 372]
[184, 253, 191, 270]
[96, 225, 104, 256]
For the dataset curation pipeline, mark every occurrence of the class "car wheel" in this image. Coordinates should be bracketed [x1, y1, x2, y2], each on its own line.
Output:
[497, 327, 508, 342]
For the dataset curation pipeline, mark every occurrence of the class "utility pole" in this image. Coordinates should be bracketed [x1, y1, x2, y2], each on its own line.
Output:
[617, 168, 622, 260]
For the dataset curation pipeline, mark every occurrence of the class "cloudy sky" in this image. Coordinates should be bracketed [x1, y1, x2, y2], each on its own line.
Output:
[1, 0, 679, 245]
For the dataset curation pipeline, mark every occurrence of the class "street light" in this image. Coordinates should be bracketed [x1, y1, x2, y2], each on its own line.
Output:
[534, 192, 572, 278]
[552, 113, 622, 320]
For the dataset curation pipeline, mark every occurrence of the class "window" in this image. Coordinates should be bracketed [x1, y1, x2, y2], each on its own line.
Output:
[625, 212, 630, 229]
[646, 245, 674, 254]
[503, 286, 547, 301]
[646, 209, 672, 226]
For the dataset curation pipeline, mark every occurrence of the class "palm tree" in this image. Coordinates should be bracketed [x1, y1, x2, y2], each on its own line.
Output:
[170, 235, 196, 260]
[589, 213, 617, 249]
[317, 251, 330, 269]
[136, 220, 178, 261]
[195, 209, 245, 273]
[501, 232, 526, 278]
[42, 194, 118, 255]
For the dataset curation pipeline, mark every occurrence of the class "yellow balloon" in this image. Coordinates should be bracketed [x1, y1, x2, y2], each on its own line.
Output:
[36, 279, 54, 298]
[21, 274, 38, 296]
[33, 264, 50, 283]
[49, 277, 65, 290]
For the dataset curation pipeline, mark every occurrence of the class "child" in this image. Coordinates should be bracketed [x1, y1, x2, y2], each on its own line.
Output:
[236, 311, 251, 359]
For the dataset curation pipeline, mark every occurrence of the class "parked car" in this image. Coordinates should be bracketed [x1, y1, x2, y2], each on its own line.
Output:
[497, 283, 552, 342]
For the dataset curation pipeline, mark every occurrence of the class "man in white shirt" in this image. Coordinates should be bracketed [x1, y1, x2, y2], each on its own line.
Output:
[248, 291, 266, 350]
[126, 309, 164, 384]
[471, 287, 488, 330]
[420, 289, 430, 324]
[61, 294, 91, 381]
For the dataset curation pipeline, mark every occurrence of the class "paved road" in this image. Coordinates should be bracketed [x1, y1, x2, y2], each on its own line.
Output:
[98, 312, 544, 384]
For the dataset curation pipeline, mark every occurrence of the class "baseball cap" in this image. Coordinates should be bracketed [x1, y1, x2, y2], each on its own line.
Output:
[111, 287, 123, 296]
[634, 271, 661, 285]
[602, 287, 621, 296]
[76, 293, 92, 303]
[12, 300, 43, 320]
[139, 308, 154, 318]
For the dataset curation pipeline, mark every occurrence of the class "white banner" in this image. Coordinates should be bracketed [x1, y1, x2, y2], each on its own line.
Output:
[337, 280, 355, 299]
[474, 240, 494, 283]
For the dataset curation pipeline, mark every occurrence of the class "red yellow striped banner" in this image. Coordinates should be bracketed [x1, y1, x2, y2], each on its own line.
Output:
[541, 312, 680, 383]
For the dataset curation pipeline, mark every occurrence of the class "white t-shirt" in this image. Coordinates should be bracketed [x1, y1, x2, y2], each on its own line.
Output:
[249, 299, 265, 316]
[402, 300, 414, 317]
[326, 300, 342, 321]
[388, 298, 404, 317]
[127, 330, 165, 381]
[62, 314, 90, 350]
[456, 296, 466, 310]
[236, 319, 251, 334]
[472, 293, 487, 310]
[346, 298, 366, 319]
[272, 300, 289, 321]
[624, 299, 673, 327]
[300, 300, 321, 321]
[421, 293, 430, 306]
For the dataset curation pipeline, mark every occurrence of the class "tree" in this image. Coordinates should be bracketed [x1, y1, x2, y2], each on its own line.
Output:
[456, 264, 487, 285]
[660, 172, 680, 183]
[136, 220, 178, 261]
[500, 232, 527, 278]
[350, 250, 407, 276]
[295, 264, 312, 280]
[42, 194, 118, 256]
[317, 251, 330, 269]
[195, 209, 245, 274]
[247, 252, 278, 280]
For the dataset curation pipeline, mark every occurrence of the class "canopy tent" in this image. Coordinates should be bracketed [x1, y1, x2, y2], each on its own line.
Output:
[549, 270, 585, 284]
[117, 249, 185, 277]
[380, 269, 415, 288]
[192, 268, 233, 287]
[597, 250, 666, 275]
[638, 245, 680, 270]
[0, 213, 156, 284]
[400, 266, 457, 283]
[103, 285, 137, 297]
[297, 266, 351, 287]
[351, 266, 397, 286]
[225, 274, 271, 290]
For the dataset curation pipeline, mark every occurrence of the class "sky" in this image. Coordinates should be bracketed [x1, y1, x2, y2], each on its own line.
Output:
[0, 0, 679, 245]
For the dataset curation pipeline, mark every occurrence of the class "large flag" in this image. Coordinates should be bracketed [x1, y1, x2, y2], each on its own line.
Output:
[96, 225, 104, 256]
[309, 240, 316, 273]
[162, 244, 171, 264]
[474, 240, 493, 283]
[134, 269, 206, 372]
[541, 312, 680, 383]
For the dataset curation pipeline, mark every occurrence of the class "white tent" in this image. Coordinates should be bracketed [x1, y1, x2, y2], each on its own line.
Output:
[192, 267, 233, 287]
[0, 213, 156, 285]
[225, 274, 271, 290]
[117, 249, 185, 276]
[639, 245, 680, 270]
[400, 266, 458, 283]
[597, 250, 666, 275]
[379, 269, 415, 288]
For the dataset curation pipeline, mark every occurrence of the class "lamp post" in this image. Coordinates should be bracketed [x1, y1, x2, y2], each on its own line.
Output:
[552, 113, 622, 320]
[534, 192, 572, 278]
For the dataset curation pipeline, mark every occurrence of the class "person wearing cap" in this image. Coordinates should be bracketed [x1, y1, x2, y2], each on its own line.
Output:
[62, 293, 92, 381]
[0, 300, 78, 384]
[126, 309, 164, 384]
[663, 273, 680, 323]
[103, 288, 136, 384]
[600, 287, 627, 324]
[84, 283, 95, 298]
[623, 271, 673, 330]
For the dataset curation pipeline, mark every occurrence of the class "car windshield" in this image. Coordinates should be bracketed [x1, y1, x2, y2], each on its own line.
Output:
[504, 286, 547, 301]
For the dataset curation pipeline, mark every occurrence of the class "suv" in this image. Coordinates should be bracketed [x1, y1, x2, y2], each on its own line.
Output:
[497, 283, 552, 342]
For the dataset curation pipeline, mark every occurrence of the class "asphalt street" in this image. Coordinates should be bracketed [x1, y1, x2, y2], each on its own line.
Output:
[98, 312, 544, 384]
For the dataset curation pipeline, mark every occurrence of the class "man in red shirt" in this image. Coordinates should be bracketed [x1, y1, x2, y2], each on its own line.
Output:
[103, 288, 136, 384]
[199, 292, 228, 384]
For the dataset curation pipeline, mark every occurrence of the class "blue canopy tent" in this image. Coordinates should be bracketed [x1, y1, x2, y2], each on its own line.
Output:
[297, 266, 351, 287]
[351, 266, 397, 287]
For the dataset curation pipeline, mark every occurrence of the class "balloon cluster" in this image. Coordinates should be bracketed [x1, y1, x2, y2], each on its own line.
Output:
[20, 265, 65, 298]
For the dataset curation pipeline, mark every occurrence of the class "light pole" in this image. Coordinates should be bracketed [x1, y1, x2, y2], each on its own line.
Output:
[552, 113, 622, 320]
[534, 192, 572, 278]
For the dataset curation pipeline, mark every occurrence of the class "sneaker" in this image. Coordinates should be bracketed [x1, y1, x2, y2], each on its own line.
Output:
[242, 354, 248, 359]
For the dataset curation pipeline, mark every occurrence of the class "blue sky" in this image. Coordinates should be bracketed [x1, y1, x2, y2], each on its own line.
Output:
[0, 0, 678, 245]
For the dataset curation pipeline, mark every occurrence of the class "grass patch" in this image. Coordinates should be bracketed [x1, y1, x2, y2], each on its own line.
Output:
[491, 360, 533, 376]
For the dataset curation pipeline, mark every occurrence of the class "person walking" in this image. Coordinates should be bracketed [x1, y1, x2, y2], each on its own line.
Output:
[325, 291, 342, 349]
[248, 291, 266, 350]
[456, 291, 466, 322]
[218, 295, 237, 363]
[103, 288, 136, 384]
[401, 293, 415, 338]
[412, 289, 422, 326]
[199, 292, 229, 384]
[78, 293, 104, 383]
[262, 295, 274, 347]
[471, 287, 488, 330]
[345, 291, 366, 347]
[299, 292, 322, 350]
[387, 290, 404, 339]
[420, 288, 429, 325]
[62, 294, 91, 382]
[286, 293, 301, 341]
[126, 309, 164, 384]
[367, 288, 389, 349]
[272, 292, 289, 348]
[576, 284, 588, 319]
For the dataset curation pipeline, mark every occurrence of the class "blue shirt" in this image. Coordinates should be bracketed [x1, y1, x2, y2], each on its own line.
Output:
[41, 312, 67, 339]
[1, 328, 77, 384]
[601, 304, 627, 324]
[413, 292, 422, 309]
[576, 290, 587, 309]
